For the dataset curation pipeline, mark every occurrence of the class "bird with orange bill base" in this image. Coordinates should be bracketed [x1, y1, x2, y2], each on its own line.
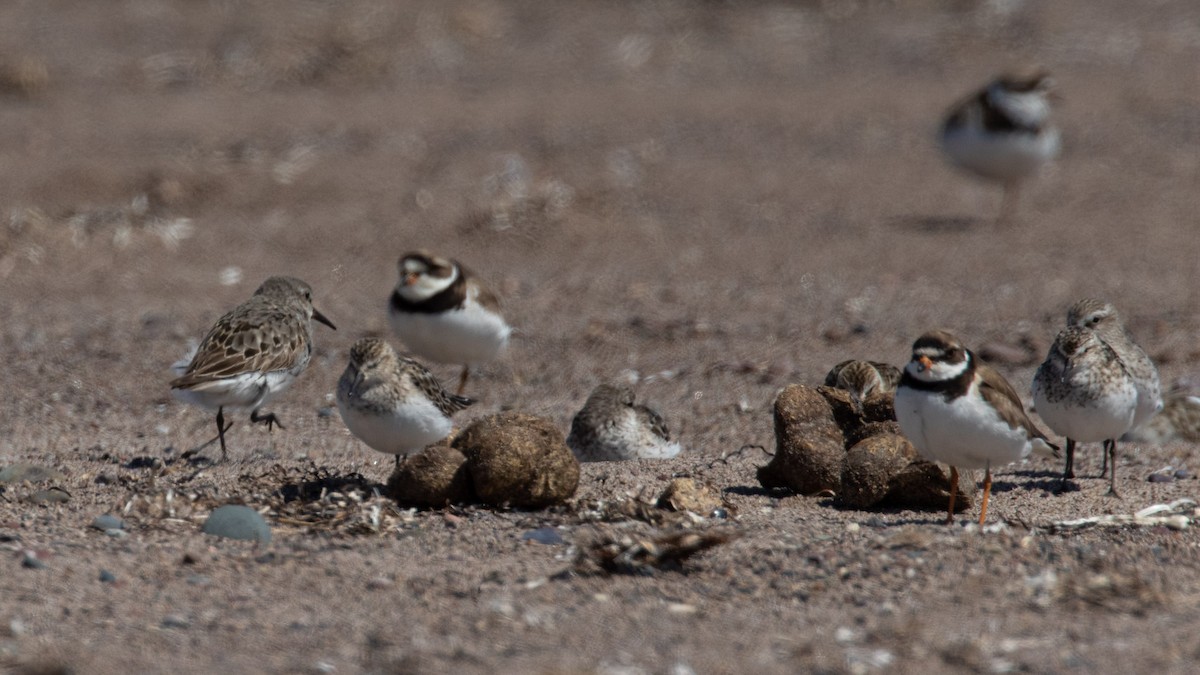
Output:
[894, 330, 1060, 524]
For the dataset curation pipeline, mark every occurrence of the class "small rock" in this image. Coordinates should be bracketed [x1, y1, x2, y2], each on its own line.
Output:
[657, 477, 723, 515]
[366, 577, 394, 590]
[1148, 472, 1174, 483]
[757, 385, 845, 494]
[105, 528, 128, 538]
[162, 614, 190, 629]
[521, 527, 564, 545]
[386, 444, 475, 507]
[0, 464, 65, 484]
[454, 412, 580, 508]
[201, 505, 271, 544]
[28, 488, 70, 504]
[21, 552, 46, 569]
[91, 514, 125, 531]
[98, 569, 117, 583]
[1176, 469, 1192, 480]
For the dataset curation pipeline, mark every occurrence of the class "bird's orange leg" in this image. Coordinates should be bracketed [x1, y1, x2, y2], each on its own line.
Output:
[946, 466, 959, 525]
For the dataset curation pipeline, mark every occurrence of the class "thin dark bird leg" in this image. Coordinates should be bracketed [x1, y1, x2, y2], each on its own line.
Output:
[182, 407, 234, 461]
[216, 407, 231, 460]
[946, 466, 959, 525]
[979, 462, 993, 526]
[1054, 438, 1079, 494]
[1063, 438, 1076, 480]
[1100, 438, 1111, 478]
[250, 409, 285, 431]
[1105, 439, 1121, 498]
[456, 366, 470, 396]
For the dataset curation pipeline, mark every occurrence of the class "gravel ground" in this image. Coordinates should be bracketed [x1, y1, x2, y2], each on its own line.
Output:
[2, 1, 1200, 673]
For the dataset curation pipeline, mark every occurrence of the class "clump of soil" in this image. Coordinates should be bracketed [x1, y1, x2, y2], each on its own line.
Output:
[453, 411, 580, 507]
[386, 444, 475, 507]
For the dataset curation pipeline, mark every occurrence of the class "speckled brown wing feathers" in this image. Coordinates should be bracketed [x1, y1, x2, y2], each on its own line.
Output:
[400, 355, 475, 416]
[171, 303, 308, 388]
[636, 404, 672, 442]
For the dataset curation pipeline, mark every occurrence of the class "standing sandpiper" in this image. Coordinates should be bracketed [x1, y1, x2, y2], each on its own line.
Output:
[1033, 299, 1162, 495]
[171, 276, 336, 460]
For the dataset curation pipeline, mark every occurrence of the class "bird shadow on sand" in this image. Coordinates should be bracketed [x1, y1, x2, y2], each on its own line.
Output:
[991, 470, 1069, 495]
[722, 485, 798, 498]
[889, 214, 982, 233]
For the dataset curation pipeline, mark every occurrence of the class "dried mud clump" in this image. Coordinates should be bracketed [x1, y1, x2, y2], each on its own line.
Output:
[888, 461, 977, 512]
[840, 433, 918, 508]
[657, 477, 723, 515]
[757, 385, 846, 494]
[454, 412, 580, 508]
[759, 384, 976, 511]
[386, 444, 475, 507]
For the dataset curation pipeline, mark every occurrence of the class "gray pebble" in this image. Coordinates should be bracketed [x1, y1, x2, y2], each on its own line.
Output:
[1148, 473, 1175, 483]
[105, 528, 128, 539]
[21, 553, 45, 570]
[201, 505, 271, 544]
[520, 527, 564, 545]
[1176, 469, 1192, 480]
[98, 569, 116, 583]
[91, 514, 125, 531]
[28, 488, 70, 504]
[161, 614, 190, 629]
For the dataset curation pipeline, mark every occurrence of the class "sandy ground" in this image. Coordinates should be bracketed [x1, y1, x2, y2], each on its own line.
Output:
[2, 0, 1200, 672]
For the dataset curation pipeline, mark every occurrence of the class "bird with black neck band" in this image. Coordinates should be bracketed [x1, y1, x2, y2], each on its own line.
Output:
[895, 330, 1059, 525]
[387, 251, 512, 395]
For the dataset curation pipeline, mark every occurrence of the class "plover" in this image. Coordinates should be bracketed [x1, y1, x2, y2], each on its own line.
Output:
[171, 276, 336, 460]
[940, 69, 1060, 224]
[388, 251, 511, 395]
[1040, 298, 1163, 494]
[895, 330, 1059, 524]
[336, 337, 474, 467]
[824, 359, 901, 412]
[567, 384, 681, 462]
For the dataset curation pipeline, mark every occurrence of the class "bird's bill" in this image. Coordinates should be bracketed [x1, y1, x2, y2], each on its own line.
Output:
[402, 272, 419, 286]
[313, 308, 337, 330]
[916, 355, 934, 372]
